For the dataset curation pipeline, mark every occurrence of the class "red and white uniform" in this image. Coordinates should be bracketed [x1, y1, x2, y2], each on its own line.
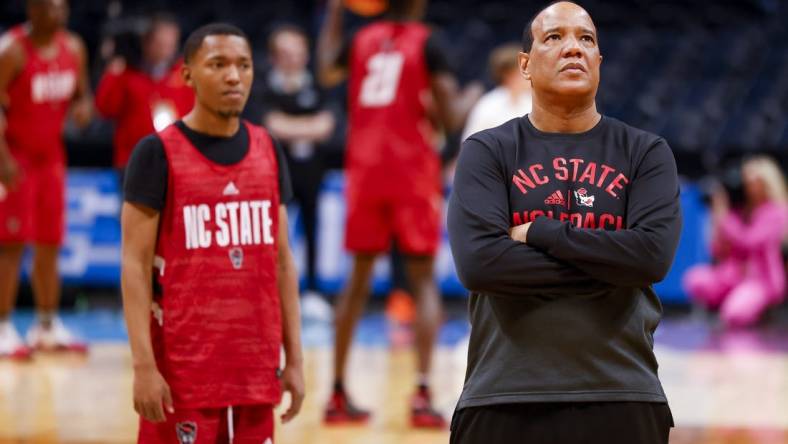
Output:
[345, 21, 442, 255]
[0, 25, 78, 245]
[139, 122, 281, 444]
[95, 61, 194, 168]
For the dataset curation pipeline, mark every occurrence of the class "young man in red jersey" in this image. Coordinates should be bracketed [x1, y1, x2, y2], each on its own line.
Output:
[0, 0, 92, 359]
[318, 0, 482, 428]
[121, 24, 304, 444]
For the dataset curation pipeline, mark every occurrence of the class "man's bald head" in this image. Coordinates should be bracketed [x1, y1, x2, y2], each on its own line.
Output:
[522, 1, 595, 52]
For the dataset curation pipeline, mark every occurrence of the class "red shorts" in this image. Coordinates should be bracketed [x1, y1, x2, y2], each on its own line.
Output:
[138, 404, 274, 444]
[0, 161, 65, 245]
[344, 185, 442, 256]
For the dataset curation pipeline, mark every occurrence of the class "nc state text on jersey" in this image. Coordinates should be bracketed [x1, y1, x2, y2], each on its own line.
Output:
[182, 200, 274, 250]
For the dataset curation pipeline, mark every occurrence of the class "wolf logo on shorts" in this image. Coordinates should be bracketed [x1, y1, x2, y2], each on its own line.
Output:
[175, 421, 197, 444]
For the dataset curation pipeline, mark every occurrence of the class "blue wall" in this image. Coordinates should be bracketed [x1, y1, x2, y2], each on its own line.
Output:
[39, 169, 709, 302]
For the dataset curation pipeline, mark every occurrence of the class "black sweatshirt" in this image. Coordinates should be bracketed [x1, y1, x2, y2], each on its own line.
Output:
[447, 115, 682, 409]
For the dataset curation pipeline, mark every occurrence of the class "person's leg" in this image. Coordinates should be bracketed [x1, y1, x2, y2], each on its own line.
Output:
[0, 158, 34, 359]
[0, 245, 25, 320]
[326, 183, 389, 423]
[720, 280, 772, 328]
[404, 255, 442, 384]
[26, 162, 84, 351]
[682, 264, 732, 309]
[0, 244, 29, 358]
[299, 157, 324, 292]
[231, 404, 275, 444]
[395, 185, 444, 427]
[333, 254, 377, 381]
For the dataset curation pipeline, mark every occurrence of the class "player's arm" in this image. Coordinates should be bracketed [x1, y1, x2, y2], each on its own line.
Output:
[426, 33, 484, 135]
[264, 110, 335, 144]
[66, 32, 93, 128]
[448, 137, 613, 297]
[518, 140, 682, 288]
[0, 33, 24, 188]
[121, 137, 174, 423]
[316, 0, 348, 87]
[276, 204, 305, 423]
[121, 201, 174, 423]
[430, 73, 484, 134]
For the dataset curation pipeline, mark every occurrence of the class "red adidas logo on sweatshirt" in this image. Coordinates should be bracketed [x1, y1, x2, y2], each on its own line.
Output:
[544, 190, 566, 206]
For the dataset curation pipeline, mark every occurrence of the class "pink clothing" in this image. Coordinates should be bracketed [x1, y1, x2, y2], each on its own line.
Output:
[684, 201, 788, 327]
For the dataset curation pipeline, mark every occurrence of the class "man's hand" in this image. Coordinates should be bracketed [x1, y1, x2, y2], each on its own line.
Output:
[0, 156, 19, 190]
[509, 222, 532, 244]
[71, 97, 93, 129]
[133, 366, 174, 423]
[279, 362, 305, 423]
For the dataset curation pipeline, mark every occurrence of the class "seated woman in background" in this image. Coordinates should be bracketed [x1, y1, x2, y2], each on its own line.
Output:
[684, 156, 788, 327]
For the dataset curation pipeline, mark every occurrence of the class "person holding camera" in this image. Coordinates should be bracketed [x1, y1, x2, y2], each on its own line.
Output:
[684, 156, 788, 327]
[96, 13, 193, 172]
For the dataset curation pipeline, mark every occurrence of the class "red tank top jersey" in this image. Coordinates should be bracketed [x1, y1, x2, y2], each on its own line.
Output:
[152, 121, 282, 408]
[347, 21, 440, 196]
[4, 25, 78, 165]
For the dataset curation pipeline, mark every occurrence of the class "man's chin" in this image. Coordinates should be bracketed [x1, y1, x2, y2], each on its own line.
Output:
[217, 108, 243, 119]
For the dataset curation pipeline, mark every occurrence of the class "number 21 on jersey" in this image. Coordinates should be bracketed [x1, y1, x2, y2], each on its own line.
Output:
[359, 51, 404, 107]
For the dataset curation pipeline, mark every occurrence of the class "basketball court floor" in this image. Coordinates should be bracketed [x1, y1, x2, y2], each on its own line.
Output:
[1, 306, 787, 444]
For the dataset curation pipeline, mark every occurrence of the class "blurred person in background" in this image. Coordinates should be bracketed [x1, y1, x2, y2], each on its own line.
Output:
[318, 0, 482, 428]
[461, 42, 532, 141]
[0, 0, 92, 359]
[261, 24, 335, 319]
[684, 155, 788, 328]
[96, 13, 194, 174]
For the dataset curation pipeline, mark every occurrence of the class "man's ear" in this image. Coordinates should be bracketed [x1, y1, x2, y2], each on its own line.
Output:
[182, 64, 193, 88]
[518, 51, 531, 80]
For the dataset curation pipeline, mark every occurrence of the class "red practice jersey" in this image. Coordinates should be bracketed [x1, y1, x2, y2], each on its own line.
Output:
[4, 25, 78, 165]
[346, 21, 440, 197]
[152, 121, 282, 408]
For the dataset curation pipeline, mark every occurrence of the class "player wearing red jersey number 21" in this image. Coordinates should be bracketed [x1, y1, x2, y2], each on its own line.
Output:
[318, 0, 483, 429]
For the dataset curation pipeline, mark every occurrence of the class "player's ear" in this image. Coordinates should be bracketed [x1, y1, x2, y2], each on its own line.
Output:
[518, 52, 531, 80]
[182, 63, 193, 87]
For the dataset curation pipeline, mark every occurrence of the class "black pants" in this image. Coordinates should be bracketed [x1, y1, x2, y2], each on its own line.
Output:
[450, 402, 673, 444]
[286, 154, 325, 291]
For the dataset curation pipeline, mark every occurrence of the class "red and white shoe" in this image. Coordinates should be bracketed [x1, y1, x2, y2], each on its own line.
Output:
[324, 388, 371, 425]
[0, 322, 32, 360]
[26, 318, 88, 353]
[410, 387, 447, 429]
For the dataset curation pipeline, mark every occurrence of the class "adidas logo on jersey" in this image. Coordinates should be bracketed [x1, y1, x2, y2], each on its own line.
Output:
[544, 190, 565, 206]
[223, 181, 240, 196]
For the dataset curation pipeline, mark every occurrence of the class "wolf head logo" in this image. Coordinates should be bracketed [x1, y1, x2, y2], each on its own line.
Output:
[229, 247, 244, 269]
[574, 188, 595, 207]
[176, 421, 197, 444]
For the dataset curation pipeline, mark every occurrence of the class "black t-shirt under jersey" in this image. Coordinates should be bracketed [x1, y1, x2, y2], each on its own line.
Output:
[447, 115, 682, 410]
[123, 121, 293, 211]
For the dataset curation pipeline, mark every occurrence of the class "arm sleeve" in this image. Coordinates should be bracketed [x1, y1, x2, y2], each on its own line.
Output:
[447, 137, 612, 297]
[526, 139, 683, 288]
[94, 69, 126, 118]
[273, 137, 294, 204]
[122, 135, 168, 211]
